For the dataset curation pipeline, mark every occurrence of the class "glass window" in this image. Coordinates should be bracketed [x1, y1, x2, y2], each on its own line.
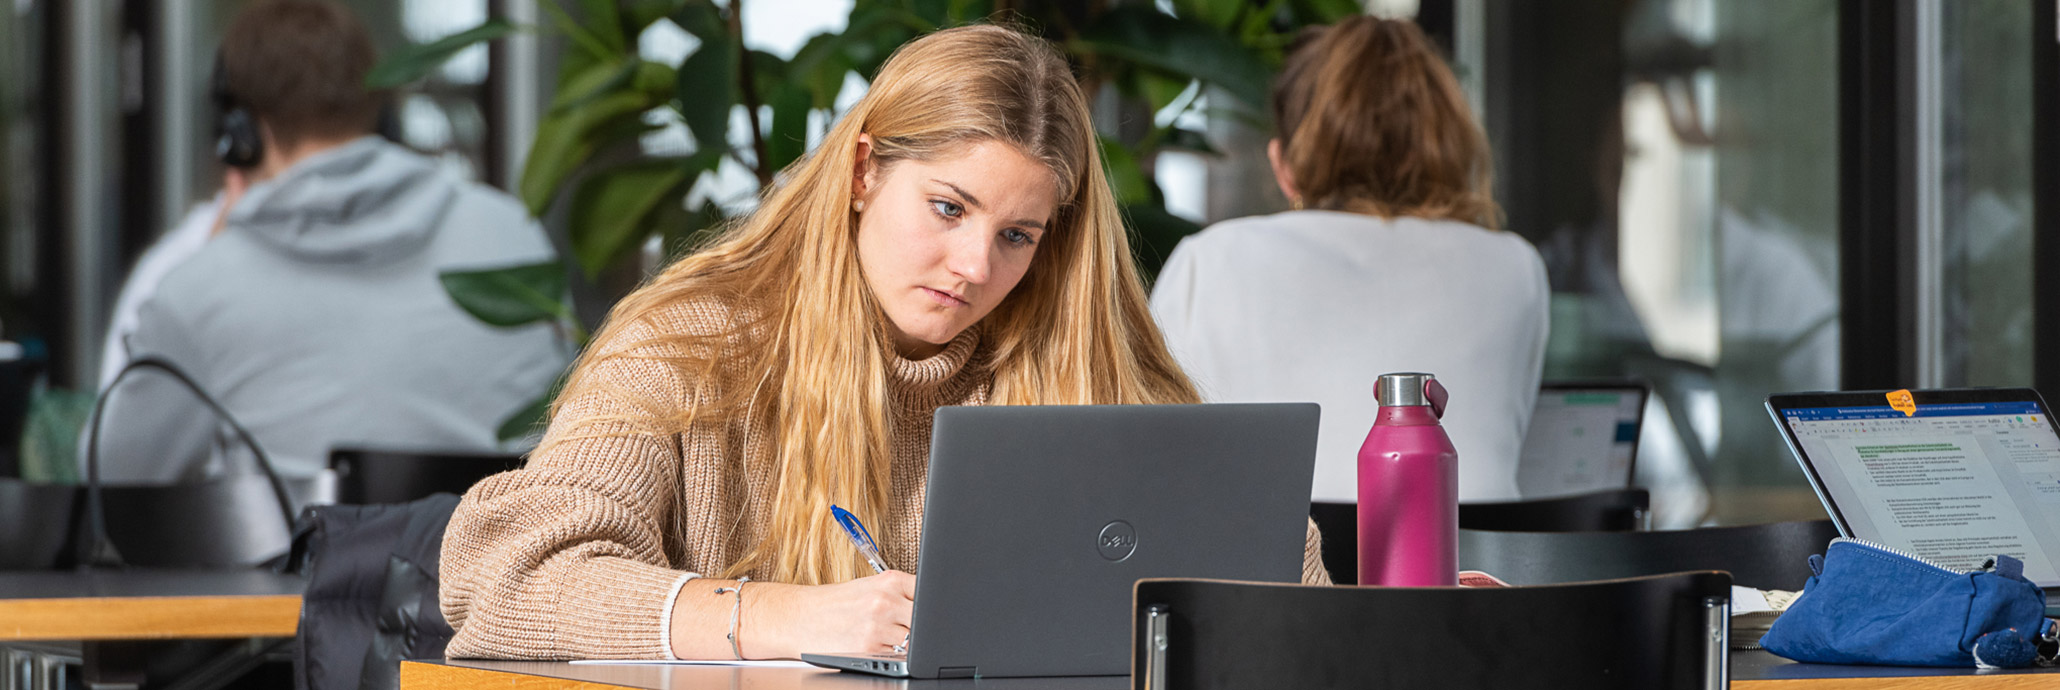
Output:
[2, 0, 46, 324]
[1939, 0, 2034, 387]
[1489, 0, 1841, 526]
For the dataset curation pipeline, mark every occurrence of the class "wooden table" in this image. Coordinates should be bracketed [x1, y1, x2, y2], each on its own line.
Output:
[403, 651, 2060, 689]
[0, 569, 304, 689]
[0, 569, 302, 641]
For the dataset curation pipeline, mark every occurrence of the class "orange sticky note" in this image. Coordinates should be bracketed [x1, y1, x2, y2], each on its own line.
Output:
[1887, 389, 1916, 417]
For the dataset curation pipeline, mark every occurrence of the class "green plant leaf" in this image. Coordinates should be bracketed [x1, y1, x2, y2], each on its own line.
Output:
[660, 198, 730, 260]
[1098, 136, 1150, 206]
[912, 0, 950, 27]
[365, 19, 521, 90]
[670, 0, 725, 37]
[1290, 0, 1362, 25]
[677, 29, 739, 154]
[789, 33, 856, 109]
[624, 0, 689, 31]
[632, 59, 679, 101]
[541, 0, 622, 61]
[1174, 0, 1243, 30]
[549, 56, 639, 114]
[747, 50, 792, 103]
[837, 5, 931, 78]
[574, 0, 629, 52]
[569, 160, 698, 277]
[495, 390, 553, 441]
[1072, 7, 1272, 109]
[763, 85, 812, 174]
[787, 5, 928, 103]
[520, 90, 657, 215]
[944, 0, 991, 24]
[440, 261, 572, 327]
[1139, 72, 1194, 114]
[495, 368, 572, 442]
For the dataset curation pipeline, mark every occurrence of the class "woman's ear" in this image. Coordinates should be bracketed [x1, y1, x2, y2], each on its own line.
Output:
[853, 133, 877, 201]
[1267, 138, 1300, 206]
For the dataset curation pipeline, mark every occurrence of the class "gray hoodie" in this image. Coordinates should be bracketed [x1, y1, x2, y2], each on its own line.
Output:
[87, 137, 569, 493]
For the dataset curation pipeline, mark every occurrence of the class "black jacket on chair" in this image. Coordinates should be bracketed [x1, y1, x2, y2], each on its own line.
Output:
[289, 493, 460, 690]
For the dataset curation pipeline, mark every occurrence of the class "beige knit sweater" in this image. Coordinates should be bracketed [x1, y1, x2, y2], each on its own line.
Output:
[440, 299, 1332, 659]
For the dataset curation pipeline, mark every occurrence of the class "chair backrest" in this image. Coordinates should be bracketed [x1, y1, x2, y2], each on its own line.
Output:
[1310, 488, 1651, 585]
[99, 474, 299, 568]
[0, 478, 77, 570]
[1458, 488, 1650, 532]
[329, 448, 523, 505]
[1134, 572, 1732, 690]
[1457, 519, 1842, 591]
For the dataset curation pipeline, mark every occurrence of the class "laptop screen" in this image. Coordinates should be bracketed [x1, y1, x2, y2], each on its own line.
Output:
[1774, 396, 2060, 587]
[1517, 385, 1645, 498]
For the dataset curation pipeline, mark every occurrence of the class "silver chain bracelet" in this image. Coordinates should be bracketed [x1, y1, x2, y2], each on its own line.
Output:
[713, 576, 751, 660]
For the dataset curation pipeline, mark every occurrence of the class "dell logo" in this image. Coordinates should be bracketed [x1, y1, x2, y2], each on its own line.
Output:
[1097, 520, 1137, 561]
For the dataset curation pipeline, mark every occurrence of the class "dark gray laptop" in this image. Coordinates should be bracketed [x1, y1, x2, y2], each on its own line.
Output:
[802, 403, 1320, 679]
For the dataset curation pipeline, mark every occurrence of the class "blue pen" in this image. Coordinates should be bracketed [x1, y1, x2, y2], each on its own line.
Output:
[831, 505, 892, 573]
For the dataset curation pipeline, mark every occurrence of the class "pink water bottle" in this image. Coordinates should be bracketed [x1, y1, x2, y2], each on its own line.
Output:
[1357, 372, 1458, 586]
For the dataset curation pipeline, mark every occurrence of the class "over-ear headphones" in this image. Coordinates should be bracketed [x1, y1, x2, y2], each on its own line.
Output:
[210, 52, 263, 169]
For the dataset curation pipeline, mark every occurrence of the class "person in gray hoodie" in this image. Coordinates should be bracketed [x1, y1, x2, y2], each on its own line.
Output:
[85, 0, 567, 503]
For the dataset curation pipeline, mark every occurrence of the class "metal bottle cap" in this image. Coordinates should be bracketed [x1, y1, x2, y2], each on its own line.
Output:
[1374, 372, 1437, 407]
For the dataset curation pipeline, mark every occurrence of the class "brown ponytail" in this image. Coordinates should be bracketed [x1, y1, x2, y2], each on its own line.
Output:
[1271, 16, 1500, 229]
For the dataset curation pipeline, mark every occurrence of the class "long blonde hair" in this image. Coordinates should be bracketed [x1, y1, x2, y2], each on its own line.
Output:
[540, 24, 1198, 586]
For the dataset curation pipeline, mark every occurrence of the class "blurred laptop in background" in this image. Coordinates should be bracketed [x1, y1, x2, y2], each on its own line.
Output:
[1517, 382, 1648, 498]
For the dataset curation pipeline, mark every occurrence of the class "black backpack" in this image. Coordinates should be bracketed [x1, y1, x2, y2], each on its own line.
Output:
[288, 493, 460, 690]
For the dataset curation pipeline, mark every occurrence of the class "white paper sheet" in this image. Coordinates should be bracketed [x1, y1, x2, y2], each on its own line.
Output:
[1731, 585, 1773, 616]
[568, 659, 820, 668]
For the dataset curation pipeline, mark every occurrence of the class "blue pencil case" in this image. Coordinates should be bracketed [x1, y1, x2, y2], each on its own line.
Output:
[1761, 538, 2058, 668]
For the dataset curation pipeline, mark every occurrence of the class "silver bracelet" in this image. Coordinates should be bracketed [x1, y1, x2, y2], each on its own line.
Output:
[713, 577, 751, 660]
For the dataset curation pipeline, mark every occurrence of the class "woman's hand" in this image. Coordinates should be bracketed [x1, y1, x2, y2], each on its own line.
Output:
[672, 571, 915, 660]
[745, 571, 915, 659]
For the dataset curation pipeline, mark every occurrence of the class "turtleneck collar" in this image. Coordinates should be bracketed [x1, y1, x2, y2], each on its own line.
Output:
[887, 326, 984, 408]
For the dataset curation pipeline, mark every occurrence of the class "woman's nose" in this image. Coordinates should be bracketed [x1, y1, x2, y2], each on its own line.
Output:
[947, 230, 994, 284]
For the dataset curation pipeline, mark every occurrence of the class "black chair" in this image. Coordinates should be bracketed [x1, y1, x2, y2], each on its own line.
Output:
[0, 478, 78, 570]
[329, 448, 523, 504]
[1311, 488, 1651, 584]
[1457, 488, 1650, 532]
[1134, 571, 1732, 689]
[1457, 519, 1843, 591]
[97, 474, 300, 568]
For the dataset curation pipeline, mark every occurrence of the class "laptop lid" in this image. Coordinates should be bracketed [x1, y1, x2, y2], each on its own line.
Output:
[1766, 388, 2060, 590]
[899, 403, 1319, 679]
[1517, 382, 1648, 498]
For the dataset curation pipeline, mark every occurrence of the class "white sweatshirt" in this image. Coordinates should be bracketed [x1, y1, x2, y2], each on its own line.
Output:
[1150, 210, 1550, 502]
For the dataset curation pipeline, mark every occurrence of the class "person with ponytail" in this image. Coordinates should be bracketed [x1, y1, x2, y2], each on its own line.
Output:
[439, 24, 1331, 661]
[1150, 17, 1549, 504]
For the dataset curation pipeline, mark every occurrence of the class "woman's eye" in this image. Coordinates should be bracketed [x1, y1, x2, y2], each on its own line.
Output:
[930, 200, 963, 219]
[1003, 228, 1037, 247]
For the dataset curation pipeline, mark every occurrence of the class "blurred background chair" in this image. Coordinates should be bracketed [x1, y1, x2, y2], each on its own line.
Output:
[95, 474, 306, 568]
[0, 478, 77, 570]
[329, 448, 522, 505]
[1456, 519, 1841, 591]
[1457, 488, 1650, 532]
[1311, 488, 1651, 585]
[1134, 571, 1732, 689]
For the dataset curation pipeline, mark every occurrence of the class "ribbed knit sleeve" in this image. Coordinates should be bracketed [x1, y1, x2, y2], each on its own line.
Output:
[1302, 518, 1333, 586]
[440, 312, 706, 660]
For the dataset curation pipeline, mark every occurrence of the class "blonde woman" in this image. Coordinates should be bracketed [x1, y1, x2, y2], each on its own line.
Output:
[439, 25, 1331, 661]
[1151, 17, 1549, 504]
